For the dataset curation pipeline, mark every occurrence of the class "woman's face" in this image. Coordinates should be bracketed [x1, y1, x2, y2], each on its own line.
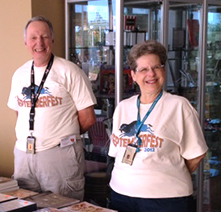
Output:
[131, 54, 166, 97]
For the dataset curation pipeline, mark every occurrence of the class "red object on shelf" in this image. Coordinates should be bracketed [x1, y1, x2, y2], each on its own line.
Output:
[100, 68, 133, 95]
[187, 19, 199, 48]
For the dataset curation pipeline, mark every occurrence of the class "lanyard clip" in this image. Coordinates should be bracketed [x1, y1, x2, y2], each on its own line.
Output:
[29, 130, 34, 136]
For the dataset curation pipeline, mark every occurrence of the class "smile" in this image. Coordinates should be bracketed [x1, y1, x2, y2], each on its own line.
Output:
[146, 79, 157, 84]
[35, 48, 45, 52]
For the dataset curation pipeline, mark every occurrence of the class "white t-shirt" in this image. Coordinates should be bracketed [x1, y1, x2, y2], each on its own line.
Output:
[108, 91, 208, 198]
[8, 56, 97, 152]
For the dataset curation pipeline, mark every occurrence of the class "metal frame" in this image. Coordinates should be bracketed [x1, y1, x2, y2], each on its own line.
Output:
[115, 0, 124, 106]
[65, 0, 69, 60]
[197, 1, 207, 211]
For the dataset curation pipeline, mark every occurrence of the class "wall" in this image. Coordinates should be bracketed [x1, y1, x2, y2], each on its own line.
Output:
[0, 0, 65, 177]
[0, 0, 32, 177]
[32, 0, 65, 57]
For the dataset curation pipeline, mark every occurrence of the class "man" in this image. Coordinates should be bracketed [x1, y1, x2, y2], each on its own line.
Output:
[7, 16, 97, 201]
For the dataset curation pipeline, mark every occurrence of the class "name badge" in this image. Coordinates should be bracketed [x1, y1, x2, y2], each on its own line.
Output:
[26, 136, 36, 154]
[60, 135, 77, 148]
[122, 144, 137, 165]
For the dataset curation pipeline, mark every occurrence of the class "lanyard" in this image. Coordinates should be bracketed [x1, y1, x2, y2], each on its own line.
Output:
[135, 90, 163, 151]
[29, 54, 54, 133]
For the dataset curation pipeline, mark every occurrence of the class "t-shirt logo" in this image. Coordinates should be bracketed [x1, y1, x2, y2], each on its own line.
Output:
[120, 120, 153, 137]
[22, 84, 51, 100]
[17, 85, 63, 108]
[112, 120, 164, 151]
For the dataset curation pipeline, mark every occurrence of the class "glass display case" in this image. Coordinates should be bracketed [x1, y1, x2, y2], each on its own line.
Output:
[65, 0, 221, 211]
[203, 4, 221, 211]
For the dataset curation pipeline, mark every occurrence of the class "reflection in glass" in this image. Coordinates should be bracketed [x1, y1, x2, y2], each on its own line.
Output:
[167, 5, 201, 110]
[203, 6, 221, 212]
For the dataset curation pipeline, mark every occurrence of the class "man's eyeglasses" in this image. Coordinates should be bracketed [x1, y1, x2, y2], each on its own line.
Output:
[136, 65, 164, 74]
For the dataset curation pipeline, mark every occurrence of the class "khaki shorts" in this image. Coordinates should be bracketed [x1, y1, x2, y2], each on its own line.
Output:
[13, 141, 85, 201]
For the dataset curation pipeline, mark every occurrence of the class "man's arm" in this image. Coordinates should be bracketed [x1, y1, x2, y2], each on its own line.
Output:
[78, 105, 96, 134]
[185, 153, 206, 173]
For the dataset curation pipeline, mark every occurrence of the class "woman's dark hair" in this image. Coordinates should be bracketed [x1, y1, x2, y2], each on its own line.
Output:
[127, 40, 167, 71]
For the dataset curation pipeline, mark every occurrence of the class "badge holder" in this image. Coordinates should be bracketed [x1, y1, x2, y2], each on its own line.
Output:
[26, 135, 36, 154]
[122, 144, 137, 165]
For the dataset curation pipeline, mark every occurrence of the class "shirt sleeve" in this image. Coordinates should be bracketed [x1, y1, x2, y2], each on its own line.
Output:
[180, 103, 208, 159]
[7, 72, 19, 111]
[108, 104, 120, 158]
[68, 64, 97, 111]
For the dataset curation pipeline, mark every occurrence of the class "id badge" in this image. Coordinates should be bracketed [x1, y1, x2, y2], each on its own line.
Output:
[60, 135, 77, 148]
[26, 136, 36, 154]
[122, 144, 137, 165]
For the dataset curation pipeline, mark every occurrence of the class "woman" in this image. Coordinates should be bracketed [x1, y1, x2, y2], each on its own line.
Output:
[107, 40, 208, 212]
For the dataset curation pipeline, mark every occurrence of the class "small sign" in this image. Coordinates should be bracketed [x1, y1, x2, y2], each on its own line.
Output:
[124, 15, 137, 31]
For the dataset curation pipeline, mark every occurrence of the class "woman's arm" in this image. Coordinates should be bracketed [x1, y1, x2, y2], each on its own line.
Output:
[185, 153, 206, 173]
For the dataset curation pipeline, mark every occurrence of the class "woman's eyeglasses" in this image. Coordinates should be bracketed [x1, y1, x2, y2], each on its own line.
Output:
[136, 65, 164, 74]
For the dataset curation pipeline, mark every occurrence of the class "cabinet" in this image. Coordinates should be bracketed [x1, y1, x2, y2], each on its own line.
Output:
[66, 1, 221, 210]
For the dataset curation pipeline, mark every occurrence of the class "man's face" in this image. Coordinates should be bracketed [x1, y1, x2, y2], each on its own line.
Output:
[25, 21, 54, 67]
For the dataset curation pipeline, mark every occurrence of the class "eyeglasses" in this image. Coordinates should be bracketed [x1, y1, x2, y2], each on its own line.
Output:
[136, 65, 164, 74]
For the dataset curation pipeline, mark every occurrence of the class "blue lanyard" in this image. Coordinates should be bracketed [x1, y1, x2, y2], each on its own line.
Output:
[135, 90, 163, 152]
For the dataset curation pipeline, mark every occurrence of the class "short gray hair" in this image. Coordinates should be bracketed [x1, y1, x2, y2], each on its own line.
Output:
[128, 40, 167, 71]
[24, 16, 54, 41]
